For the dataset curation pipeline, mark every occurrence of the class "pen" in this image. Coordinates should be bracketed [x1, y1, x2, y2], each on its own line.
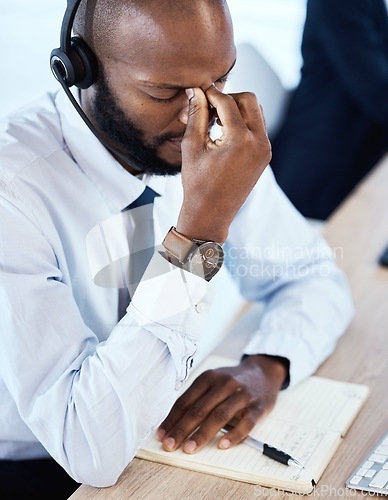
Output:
[220, 425, 305, 469]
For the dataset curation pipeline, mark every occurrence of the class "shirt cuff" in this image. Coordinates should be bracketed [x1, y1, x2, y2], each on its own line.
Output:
[242, 330, 320, 388]
[130, 250, 215, 382]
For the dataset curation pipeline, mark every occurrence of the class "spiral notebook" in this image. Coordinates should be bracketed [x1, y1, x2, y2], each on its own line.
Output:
[136, 355, 369, 494]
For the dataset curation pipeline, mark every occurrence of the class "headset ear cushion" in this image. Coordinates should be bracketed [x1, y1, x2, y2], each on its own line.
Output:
[50, 48, 77, 87]
[70, 37, 99, 89]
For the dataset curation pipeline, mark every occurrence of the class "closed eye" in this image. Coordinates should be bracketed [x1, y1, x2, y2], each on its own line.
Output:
[149, 92, 181, 104]
[148, 74, 231, 104]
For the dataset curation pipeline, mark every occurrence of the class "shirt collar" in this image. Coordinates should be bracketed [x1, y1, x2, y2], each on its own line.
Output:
[55, 89, 167, 213]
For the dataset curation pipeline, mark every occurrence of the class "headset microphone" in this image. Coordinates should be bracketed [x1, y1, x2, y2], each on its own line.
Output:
[50, 0, 145, 172]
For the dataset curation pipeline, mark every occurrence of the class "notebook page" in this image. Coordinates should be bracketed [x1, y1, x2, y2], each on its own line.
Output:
[137, 422, 341, 493]
[269, 376, 369, 436]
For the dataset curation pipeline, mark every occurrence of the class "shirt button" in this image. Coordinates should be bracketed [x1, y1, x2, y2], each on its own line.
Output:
[175, 381, 183, 390]
[195, 302, 209, 314]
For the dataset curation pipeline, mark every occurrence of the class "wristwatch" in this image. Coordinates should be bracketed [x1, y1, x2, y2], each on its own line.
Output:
[162, 226, 224, 281]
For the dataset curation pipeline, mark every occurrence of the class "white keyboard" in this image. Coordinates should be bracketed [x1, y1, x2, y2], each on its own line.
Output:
[346, 432, 388, 495]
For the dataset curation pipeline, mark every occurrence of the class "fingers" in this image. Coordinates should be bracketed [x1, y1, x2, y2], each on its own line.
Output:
[205, 85, 267, 140]
[157, 371, 212, 443]
[157, 371, 225, 451]
[182, 88, 211, 146]
[183, 394, 263, 454]
[183, 86, 266, 138]
[162, 387, 239, 453]
[217, 406, 264, 450]
[229, 93, 268, 138]
[204, 84, 247, 136]
[157, 369, 265, 454]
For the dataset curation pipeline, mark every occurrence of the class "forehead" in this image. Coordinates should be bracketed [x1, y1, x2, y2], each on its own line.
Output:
[105, 3, 236, 87]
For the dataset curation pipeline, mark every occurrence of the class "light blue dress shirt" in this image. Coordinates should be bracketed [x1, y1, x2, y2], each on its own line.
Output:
[0, 90, 353, 486]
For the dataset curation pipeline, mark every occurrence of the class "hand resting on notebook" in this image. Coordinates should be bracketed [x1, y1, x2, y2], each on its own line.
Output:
[156, 354, 288, 454]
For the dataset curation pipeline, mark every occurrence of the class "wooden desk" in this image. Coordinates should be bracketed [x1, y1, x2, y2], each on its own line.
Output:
[70, 155, 388, 500]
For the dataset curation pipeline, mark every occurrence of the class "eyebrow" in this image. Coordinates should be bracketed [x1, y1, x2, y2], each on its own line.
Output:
[139, 59, 237, 90]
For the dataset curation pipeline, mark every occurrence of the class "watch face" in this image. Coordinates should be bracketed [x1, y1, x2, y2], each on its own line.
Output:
[187, 242, 224, 281]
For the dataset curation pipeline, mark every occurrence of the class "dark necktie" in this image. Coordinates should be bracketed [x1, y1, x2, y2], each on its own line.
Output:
[118, 186, 160, 319]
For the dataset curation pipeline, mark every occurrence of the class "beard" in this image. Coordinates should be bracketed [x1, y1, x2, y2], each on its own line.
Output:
[91, 73, 182, 176]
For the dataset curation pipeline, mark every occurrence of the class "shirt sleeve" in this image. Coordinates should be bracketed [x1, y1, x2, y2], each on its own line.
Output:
[0, 191, 213, 487]
[224, 167, 354, 386]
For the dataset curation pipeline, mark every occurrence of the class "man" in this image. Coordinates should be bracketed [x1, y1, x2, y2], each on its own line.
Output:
[0, 0, 353, 498]
[271, 0, 388, 220]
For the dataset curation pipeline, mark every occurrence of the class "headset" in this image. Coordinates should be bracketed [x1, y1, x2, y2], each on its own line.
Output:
[50, 0, 144, 172]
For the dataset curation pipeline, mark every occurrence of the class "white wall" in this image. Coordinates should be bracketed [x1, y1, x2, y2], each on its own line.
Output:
[227, 0, 307, 89]
[0, 0, 306, 119]
[0, 1, 65, 118]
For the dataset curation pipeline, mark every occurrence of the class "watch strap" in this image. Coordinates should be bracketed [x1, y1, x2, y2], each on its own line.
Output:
[162, 227, 204, 263]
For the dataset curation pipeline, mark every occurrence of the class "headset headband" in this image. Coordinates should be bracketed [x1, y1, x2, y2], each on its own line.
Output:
[61, 0, 82, 54]
[50, 0, 145, 172]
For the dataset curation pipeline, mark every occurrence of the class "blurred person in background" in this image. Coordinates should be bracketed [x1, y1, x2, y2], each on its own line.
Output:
[270, 0, 388, 221]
